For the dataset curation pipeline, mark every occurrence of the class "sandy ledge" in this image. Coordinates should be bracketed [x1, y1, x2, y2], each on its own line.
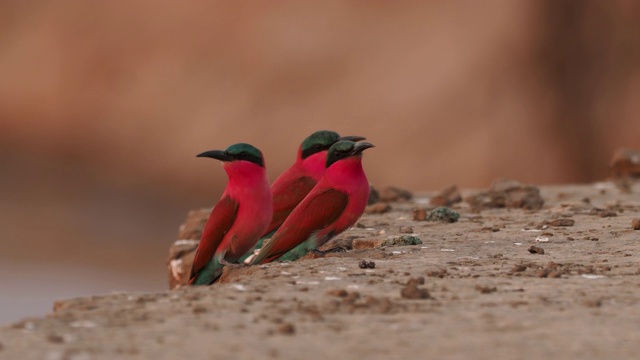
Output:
[2, 182, 640, 360]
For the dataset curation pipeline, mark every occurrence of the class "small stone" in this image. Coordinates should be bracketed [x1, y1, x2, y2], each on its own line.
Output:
[490, 178, 523, 192]
[632, 218, 640, 230]
[365, 203, 391, 214]
[609, 148, 640, 178]
[536, 269, 550, 278]
[583, 299, 603, 308]
[528, 246, 545, 254]
[465, 178, 544, 210]
[547, 271, 561, 278]
[46, 334, 65, 344]
[276, 323, 295, 335]
[358, 260, 376, 269]
[475, 285, 497, 294]
[399, 226, 414, 234]
[614, 178, 632, 193]
[599, 211, 617, 218]
[407, 277, 425, 286]
[588, 208, 603, 216]
[135, 297, 148, 305]
[326, 289, 348, 297]
[426, 269, 448, 278]
[412, 208, 427, 221]
[549, 219, 575, 227]
[342, 292, 361, 304]
[511, 264, 527, 272]
[352, 239, 386, 250]
[192, 306, 207, 314]
[481, 226, 501, 232]
[429, 185, 462, 207]
[379, 186, 413, 202]
[400, 282, 431, 300]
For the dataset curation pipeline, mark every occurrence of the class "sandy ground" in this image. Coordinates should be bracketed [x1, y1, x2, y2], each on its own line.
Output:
[1, 182, 640, 360]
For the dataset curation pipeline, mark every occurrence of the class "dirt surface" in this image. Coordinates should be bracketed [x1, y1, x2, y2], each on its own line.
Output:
[2, 182, 640, 360]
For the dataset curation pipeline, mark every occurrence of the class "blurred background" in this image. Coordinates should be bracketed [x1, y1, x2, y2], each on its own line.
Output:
[1, 0, 640, 324]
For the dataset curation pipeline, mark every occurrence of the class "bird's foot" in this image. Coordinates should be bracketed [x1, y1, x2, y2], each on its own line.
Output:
[242, 249, 260, 265]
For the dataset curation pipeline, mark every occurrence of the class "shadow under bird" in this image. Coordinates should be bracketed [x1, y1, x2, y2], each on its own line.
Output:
[251, 140, 374, 264]
[240, 130, 365, 263]
[189, 143, 272, 285]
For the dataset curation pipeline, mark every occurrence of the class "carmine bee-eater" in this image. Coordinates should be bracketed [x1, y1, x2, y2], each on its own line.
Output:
[251, 140, 374, 264]
[240, 130, 365, 263]
[189, 143, 272, 285]
[266, 130, 366, 236]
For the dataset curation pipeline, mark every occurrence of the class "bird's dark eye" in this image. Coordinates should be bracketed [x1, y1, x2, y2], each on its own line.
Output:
[314, 144, 322, 150]
[238, 152, 247, 158]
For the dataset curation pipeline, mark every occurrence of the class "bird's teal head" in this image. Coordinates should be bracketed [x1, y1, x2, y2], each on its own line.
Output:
[197, 143, 265, 167]
[326, 141, 374, 168]
[300, 130, 366, 159]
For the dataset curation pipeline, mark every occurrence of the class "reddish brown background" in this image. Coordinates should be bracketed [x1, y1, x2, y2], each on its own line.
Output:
[1, 0, 639, 323]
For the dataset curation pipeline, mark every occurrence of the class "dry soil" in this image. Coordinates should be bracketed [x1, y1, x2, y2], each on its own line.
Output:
[1, 182, 640, 360]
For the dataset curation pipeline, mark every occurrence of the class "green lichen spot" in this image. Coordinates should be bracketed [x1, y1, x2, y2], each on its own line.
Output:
[426, 207, 460, 223]
[382, 235, 423, 247]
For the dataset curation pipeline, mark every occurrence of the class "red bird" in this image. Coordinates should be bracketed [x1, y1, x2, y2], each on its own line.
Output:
[267, 130, 366, 236]
[251, 140, 374, 264]
[189, 143, 272, 285]
[240, 131, 364, 263]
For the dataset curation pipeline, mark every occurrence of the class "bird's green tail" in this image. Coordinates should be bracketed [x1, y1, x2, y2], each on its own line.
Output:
[190, 258, 224, 285]
[275, 238, 318, 262]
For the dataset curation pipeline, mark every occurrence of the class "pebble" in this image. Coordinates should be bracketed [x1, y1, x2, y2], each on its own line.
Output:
[277, 323, 295, 335]
[528, 246, 545, 254]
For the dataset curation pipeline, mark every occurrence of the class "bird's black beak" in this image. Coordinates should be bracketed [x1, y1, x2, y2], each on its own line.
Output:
[340, 135, 366, 142]
[196, 150, 233, 162]
[352, 142, 375, 155]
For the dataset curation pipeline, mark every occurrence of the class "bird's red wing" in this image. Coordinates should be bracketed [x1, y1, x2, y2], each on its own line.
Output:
[267, 176, 317, 234]
[189, 196, 238, 279]
[256, 188, 348, 263]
